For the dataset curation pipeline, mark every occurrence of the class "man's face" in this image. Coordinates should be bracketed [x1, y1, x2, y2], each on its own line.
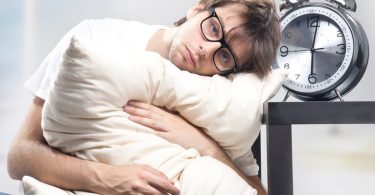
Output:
[169, 4, 250, 76]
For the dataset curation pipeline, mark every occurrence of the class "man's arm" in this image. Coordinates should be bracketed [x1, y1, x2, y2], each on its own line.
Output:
[166, 129, 267, 195]
[124, 101, 267, 195]
[7, 97, 179, 195]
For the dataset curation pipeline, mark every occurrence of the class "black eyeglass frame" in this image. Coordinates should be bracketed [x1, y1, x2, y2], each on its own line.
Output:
[200, 7, 239, 74]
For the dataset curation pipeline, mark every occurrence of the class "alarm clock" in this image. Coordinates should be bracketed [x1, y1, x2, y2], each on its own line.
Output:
[273, 0, 369, 101]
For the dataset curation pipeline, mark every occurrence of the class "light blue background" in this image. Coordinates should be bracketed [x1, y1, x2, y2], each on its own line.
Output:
[1, 0, 374, 194]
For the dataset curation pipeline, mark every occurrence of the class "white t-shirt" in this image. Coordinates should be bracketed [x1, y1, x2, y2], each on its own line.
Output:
[24, 18, 259, 176]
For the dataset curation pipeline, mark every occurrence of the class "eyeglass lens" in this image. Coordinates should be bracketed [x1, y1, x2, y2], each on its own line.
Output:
[202, 15, 236, 72]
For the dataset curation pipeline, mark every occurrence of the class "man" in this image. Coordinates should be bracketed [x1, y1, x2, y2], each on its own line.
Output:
[7, 0, 279, 194]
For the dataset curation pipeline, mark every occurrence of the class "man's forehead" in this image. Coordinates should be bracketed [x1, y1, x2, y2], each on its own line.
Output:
[215, 3, 245, 29]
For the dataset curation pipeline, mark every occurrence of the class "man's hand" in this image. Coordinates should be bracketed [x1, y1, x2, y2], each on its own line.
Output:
[123, 101, 218, 154]
[93, 163, 180, 195]
[7, 97, 180, 195]
[124, 101, 267, 194]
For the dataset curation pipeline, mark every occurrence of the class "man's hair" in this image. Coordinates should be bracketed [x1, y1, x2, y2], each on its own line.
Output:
[174, 0, 280, 78]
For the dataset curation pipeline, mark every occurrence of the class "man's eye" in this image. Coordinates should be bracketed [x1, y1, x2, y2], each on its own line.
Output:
[221, 52, 229, 63]
[208, 20, 221, 38]
[219, 51, 230, 65]
[215, 48, 235, 71]
[210, 24, 219, 35]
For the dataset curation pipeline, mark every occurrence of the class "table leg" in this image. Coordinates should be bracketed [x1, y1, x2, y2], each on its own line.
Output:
[266, 124, 293, 195]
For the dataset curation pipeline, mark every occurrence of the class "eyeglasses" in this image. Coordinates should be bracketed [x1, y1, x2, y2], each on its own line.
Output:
[200, 7, 238, 74]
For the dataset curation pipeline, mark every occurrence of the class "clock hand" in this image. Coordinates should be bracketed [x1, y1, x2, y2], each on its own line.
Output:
[310, 17, 320, 82]
[289, 47, 325, 53]
[311, 49, 314, 78]
[290, 49, 310, 52]
[312, 47, 324, 51]
[312, 17, 320, 49]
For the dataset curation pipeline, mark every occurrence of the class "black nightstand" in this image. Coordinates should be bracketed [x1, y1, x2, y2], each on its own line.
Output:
[260, 101, 375, 195]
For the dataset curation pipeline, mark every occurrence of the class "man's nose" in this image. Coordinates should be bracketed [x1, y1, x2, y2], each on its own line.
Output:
[199, 41, 221, 59]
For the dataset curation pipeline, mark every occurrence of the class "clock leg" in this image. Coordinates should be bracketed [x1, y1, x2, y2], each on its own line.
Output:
[283, 91, 291, 102]
[334, 88, 344, 101]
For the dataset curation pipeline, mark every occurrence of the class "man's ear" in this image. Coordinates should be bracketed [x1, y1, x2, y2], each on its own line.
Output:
[186, 2, 207, 19]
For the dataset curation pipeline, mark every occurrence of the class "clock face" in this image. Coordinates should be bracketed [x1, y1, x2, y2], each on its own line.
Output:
[274, 5, 354, 95]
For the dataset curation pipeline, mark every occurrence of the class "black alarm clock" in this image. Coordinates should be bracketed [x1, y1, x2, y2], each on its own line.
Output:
[273, 0, 369, 101]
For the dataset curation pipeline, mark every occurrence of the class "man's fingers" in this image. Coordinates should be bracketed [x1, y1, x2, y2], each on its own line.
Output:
[128, 115, 157, 128]
[128, 101, 167, 115]
[143, 165, 172, 182]
[153, 131, 169, 138]
[132, 182, 163, 195]
[146, 173, 180, 195]
[128, 115, 168, 132]
[151, 183, 180, 195]
[124, 104, 156, 118]
[138, 165, 179, 195]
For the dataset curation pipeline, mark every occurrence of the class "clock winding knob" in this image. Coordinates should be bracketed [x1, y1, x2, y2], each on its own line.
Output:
[280, 0, 309, 11]
[326, 0, 357, 12]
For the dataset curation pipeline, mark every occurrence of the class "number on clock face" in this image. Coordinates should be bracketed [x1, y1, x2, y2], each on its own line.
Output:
[274, 6, 354, 94]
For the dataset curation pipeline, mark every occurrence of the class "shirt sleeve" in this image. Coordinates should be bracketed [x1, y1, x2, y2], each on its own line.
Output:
[23, 20, 92, 100]
[234, 149, 259, 176]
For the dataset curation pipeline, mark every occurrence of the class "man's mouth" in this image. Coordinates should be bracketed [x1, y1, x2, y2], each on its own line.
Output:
[185, 46, 196, 68]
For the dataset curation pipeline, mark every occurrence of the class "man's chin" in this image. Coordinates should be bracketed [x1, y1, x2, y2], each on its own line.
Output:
[174, 62, 190, 72]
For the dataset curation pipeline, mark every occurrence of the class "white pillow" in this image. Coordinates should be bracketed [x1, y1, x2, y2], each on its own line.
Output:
[22, 176, 95, 195]
[42, 37, 287, 172]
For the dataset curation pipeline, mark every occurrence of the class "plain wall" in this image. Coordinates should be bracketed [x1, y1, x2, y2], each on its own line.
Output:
[0, 0, 374, 194]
